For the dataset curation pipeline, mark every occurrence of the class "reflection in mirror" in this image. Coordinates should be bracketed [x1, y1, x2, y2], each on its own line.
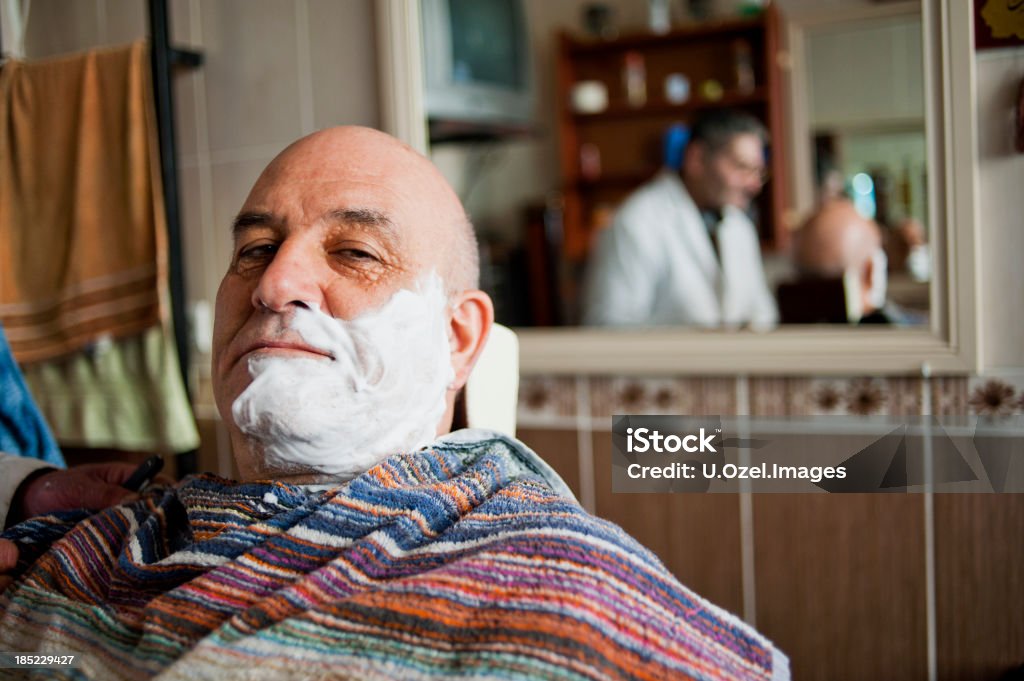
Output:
[421, 0, 931, 331]
[787, 4, 930, 328]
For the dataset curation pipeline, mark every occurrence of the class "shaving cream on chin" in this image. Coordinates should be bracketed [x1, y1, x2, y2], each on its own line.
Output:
[231, 274, 455, 479]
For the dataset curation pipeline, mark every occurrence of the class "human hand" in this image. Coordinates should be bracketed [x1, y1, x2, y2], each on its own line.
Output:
[14, 462, 166, 521]
[0, 538, 16, 592]
[2, 462, 170, 593]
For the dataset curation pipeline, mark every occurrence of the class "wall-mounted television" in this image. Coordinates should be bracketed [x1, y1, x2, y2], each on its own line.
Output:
[421, 0, 535, 142]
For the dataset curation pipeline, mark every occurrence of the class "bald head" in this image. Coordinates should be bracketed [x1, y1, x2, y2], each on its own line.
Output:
[795, 199, 882, 277]
[250, 126, 479, 293]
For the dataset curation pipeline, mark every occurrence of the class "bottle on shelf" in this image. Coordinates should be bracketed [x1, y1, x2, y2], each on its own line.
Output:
[623, 51, 647, 107]
[733, 39, 755, 94]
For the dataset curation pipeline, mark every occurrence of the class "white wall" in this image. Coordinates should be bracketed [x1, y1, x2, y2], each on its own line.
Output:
[975, 49, 1024, 371]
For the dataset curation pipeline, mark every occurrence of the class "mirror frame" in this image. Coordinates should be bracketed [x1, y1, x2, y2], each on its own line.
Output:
[375, 0, 979, 376]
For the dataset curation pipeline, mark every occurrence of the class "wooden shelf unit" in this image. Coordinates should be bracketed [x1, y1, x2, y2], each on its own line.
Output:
[556, 8, 788, 262]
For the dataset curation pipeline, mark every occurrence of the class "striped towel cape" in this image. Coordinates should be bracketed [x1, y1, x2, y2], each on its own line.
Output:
[0, 431, 787, 680]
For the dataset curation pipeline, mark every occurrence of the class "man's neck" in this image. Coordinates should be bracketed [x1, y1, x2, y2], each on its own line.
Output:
[681, 173, 717, 216]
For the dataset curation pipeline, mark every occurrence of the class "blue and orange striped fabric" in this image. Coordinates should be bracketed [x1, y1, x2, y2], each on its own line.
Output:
[0, 433, 787, 680]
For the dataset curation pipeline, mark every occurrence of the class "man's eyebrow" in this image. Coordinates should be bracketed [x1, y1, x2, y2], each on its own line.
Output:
[231, 212, 274, 237]
[327, 208, 400, 245]
[229, 208, 400, 245]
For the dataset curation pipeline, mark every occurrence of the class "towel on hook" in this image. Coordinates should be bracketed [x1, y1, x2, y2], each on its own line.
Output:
[0, 40, 166, 364]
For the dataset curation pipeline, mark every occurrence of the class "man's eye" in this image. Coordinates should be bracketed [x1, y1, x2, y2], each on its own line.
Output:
[335, 248, 379, 262]
[239, 244, 277, 260]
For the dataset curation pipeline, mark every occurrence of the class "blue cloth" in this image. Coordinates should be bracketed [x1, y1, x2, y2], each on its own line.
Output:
[0, 325, 64, 466]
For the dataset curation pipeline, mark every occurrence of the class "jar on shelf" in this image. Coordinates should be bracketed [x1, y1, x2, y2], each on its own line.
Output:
[732, 39, 755, 94]
[623, 51, 647, 107]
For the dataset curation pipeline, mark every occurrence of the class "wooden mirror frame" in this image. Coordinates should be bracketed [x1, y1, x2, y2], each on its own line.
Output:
[375, 0, 980, 376]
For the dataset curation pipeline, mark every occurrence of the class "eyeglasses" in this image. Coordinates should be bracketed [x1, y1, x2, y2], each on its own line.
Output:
[720, 151, 770, 184]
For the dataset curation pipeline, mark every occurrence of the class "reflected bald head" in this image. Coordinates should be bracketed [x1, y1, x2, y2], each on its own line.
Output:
[795, 199, 882, 276]
[252, 126, 479, 293]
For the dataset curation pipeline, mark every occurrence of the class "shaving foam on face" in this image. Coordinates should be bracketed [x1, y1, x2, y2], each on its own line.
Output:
[231, 273, 454, 479]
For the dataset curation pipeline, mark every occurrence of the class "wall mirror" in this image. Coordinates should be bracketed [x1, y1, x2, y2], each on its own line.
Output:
[375, 0, 979, 375]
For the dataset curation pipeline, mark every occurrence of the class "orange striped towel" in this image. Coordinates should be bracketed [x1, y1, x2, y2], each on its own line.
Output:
[0, 41, 166, 364]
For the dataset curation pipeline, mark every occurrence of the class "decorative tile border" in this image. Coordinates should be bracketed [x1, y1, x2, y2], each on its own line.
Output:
[515, 373, 1003, 430]
[966, 373, 1024, 416]
[750, 377, 903, 416]
[516, 376, 577, 421]
[588, 377, 738, 419]
[931, 377, 968, 416]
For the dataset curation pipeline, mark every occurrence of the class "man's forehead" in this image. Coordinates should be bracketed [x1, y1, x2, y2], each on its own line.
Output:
[240, 158, 411, 222]
[232, 206, 402, 245]
[726, 133, 763, 155]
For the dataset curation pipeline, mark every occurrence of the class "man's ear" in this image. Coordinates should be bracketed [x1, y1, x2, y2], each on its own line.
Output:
[448, 289, 495, 391]
[860, 257, 875, 312]
[683, 140, 706, 178]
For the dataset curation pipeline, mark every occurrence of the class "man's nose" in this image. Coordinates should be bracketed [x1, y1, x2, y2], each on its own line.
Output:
[250, 242, 326, 313]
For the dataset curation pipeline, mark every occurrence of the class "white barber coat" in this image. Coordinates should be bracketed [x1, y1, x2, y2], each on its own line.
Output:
[582, 171, 778, 328]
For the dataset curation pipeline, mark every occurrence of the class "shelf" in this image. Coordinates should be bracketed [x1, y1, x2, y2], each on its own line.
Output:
[571, 87, 767, 121]
[564, 15, 766, 55]
[566, 171, 660, 190]
[555, 4, 787, 262]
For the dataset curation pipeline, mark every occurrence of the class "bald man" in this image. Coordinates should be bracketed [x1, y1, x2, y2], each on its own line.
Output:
[0, 128, 787, 680]
[793, 199, 893, 324]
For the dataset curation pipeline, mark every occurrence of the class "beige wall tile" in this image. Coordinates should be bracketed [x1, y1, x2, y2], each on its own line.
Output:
[178, 164, 209, 307]
[23, 0, 101, 57]
[173, 69, 200, 159]
[200, 0, 303, 153]
[307, 0, 380, 130]
[209, 157, 273, 277]
[169, 0, 194, 45]
[103, 0, 147, 45]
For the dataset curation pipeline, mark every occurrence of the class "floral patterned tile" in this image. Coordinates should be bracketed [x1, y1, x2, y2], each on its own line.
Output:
[748, 377, 788, 416]
[517, 376, 578, 420]
[966, 374, 1024, 416]
[517, 373, 1002, 424]
[589, 376, 736, 418]
[694, 377, 739, 416]
[886, 377, 925, 417]
[751, 377, 923, 417]
[930, 376, 968, 416]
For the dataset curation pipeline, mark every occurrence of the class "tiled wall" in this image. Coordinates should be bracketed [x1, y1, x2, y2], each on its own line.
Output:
[517, 372, 1024, 680]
